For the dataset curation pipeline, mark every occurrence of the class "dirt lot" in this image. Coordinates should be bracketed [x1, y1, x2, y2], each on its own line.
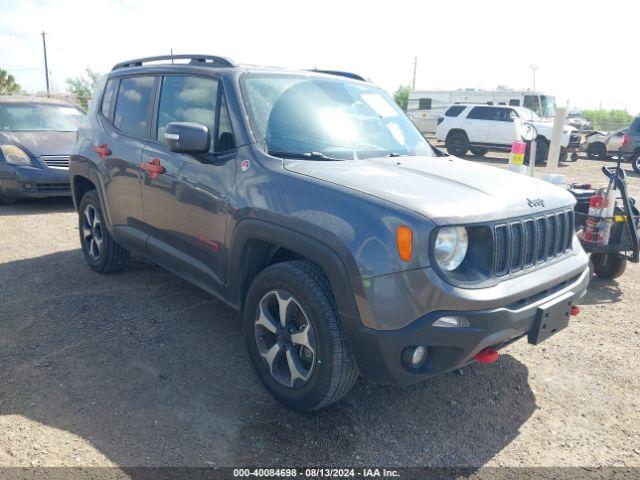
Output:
[0, 154, 639, 470]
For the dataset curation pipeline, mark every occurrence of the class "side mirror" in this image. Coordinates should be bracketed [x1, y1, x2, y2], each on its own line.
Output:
[164, 122, 210, 154]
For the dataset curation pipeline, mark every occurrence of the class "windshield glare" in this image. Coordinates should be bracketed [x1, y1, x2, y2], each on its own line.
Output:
[541, 95, 556, 117]
[0, 104, 85, 131]
[241, 75, 434, 160]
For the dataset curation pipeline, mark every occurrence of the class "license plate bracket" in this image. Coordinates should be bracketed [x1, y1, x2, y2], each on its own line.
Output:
[528, 292, 575, 345]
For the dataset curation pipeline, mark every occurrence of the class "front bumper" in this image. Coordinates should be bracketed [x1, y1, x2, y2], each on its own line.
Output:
[346, 259, 590, 385]
[0, 164, 70, 199]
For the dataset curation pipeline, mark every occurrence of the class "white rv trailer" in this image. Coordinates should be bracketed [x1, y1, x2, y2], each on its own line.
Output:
[407, 88, 556, 135]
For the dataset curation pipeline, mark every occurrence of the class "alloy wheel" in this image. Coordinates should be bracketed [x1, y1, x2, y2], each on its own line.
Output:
[254, 289, 317, 388]
[82, 204, 103, 260]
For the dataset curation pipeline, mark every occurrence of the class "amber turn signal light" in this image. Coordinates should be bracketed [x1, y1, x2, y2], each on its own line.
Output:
[396, 226, 413, 262]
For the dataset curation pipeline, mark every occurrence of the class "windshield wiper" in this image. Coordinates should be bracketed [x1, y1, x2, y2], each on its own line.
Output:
[268, 150, 343, 161]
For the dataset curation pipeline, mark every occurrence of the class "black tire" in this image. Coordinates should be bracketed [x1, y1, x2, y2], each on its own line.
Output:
[535, 138, 550, 164]
[469, 147, 488, 157]
[78, 190, 129, 273]
[587, 142, 607, 160]
[591, 253, 627, 280]
[632, 151, 640, 175]
[445, 131, 470, 157]
[244, 260, 358, 411]
[0, 190, 15, 205]
[570, 152, 579, 162]
[524, 138, 549, 165]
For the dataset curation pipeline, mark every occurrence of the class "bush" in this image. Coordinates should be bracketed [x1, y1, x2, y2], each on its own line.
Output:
[582, 109, 634, 132]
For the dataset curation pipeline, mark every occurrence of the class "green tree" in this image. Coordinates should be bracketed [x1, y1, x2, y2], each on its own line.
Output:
[66, 68, 100, 111]
[582, 109, 633, 131]
[0, 69, 21, 95]
[393, 85, 410, 111]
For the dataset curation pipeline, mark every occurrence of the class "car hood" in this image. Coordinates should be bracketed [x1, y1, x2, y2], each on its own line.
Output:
[0, 130, 76, 158]
[284, 155, 576, 224]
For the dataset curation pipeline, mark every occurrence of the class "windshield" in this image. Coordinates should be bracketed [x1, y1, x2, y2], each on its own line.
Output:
[0, 104, 85, 131]
[241, 74, 434, 160]
[540, 95, 556, 117]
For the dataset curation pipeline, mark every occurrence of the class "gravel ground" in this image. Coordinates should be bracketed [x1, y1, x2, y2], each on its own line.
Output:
[0, 154, 639, 470]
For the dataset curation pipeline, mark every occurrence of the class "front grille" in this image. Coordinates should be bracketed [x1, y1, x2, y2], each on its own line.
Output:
[494, 209, 574, 277]
[41, 155, 70, 169]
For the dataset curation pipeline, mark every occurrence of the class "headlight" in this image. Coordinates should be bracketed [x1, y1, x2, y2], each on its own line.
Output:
[0, 145, 32, 166]
[434, 226, 468, 271]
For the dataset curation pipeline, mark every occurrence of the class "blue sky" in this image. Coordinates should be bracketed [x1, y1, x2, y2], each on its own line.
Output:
[1, 0, 638, 114]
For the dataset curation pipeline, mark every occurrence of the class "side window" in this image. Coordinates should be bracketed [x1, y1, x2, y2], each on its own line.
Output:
[444, 105, 465, 117]
[489, 108, 513, 122]
[509, 99, 520, 106]
[467, 106, 490, 120]
[113, 76, 155, 138]
[523, 95, 541, 115]
[156, 76, 218, 151]
[509, 109, 519, 121]
[101, 79, 117, 119]
[216, 93, 235, 152]
[418, 98, 432, 110]
[635, 120, 640, 134]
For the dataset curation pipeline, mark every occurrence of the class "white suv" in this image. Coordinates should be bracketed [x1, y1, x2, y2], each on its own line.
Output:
[435, 104, 580, 163]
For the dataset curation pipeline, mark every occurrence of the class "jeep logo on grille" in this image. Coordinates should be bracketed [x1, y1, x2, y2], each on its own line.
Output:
[527, 198, 545, 208]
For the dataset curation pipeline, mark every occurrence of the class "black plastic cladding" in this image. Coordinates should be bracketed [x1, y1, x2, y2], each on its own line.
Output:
[494, 209, 574, 277]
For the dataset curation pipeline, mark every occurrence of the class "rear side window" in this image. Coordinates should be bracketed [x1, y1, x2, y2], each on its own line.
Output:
[467, 106, 491, 120]
[509, 99, 520, 106]
[489, 108, 516, 122]
[444, 105, 465, 117]
[634, 119, 640, 134]
[418, 98, 432, 110]
[101, 79, 117, 119]
[156, 76, 219, 152]
[113, 76, 155, 138]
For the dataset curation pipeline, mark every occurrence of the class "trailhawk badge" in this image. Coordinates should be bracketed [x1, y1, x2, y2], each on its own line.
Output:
[527, 198, 545, 208]
[240, 159, 250, 172]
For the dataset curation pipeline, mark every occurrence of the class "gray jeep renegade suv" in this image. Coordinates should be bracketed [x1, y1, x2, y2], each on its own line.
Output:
[70, 55, 590, 411]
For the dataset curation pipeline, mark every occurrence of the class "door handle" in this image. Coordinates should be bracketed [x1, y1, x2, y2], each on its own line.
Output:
[93, 144, 111, 159]
[141, 158, 165, 180]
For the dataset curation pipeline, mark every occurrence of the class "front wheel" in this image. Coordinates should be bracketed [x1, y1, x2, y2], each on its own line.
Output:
[244, 261, 358, 411]
[591, 253, 627, 280]
[78, 190, 129, 273]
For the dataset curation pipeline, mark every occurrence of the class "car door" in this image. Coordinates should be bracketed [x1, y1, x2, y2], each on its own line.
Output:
[485, 108, 519, 146]
[98, 75, 156, 249]
[463, 106, 490, 143]
[141, 74, 237, 294]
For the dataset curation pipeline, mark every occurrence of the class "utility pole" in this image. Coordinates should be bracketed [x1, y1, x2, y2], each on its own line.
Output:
[411, 56, 417, 90]
[529, 64, 538, 92]
[41, 31, 50, 97]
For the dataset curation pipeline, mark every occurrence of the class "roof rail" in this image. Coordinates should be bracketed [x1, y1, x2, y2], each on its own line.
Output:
[112, 54, 235, 71]
[309, 69, 367, 82]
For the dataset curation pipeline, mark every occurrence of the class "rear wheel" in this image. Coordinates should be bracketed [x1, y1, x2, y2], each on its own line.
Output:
[78, 190, 129, 273]
[469, 147, 488, 157]
[445, 132, 470, 157]
[591, 253, 627, 280]
[632, 151, 640, 174]
[244, 260, 358, 411]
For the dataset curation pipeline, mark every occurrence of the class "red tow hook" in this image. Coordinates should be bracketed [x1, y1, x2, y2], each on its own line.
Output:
[474, 348, 499, 364]
[570, 306, 580, 316]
